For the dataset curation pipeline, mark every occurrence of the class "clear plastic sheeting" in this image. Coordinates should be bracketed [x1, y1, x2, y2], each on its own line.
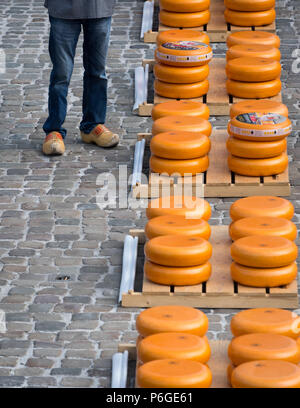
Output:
[111, 351, 128, 388]
[131, 138, 146, 188]
[140, 0, 154, 40]
[118, 235, 138, 303]
[133, 64, 149, 113]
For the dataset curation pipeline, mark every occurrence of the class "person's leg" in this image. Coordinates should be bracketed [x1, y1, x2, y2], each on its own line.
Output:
[80, 17, 112, 134]
[43, 16, 81, 139]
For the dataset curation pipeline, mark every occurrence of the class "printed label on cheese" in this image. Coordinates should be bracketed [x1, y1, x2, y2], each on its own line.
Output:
[162, 41, 209, 51]
[157, 50, 212, 63]
[236, 113, 286, 125]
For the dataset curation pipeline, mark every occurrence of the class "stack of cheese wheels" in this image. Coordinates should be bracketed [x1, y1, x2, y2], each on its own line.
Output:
[159, 0, 210, 29]
[226, 30, 281, 99]
[145, 196, 212, 286]
[224, 0, 276, 27]
[226, 111, 291, 177]
[136, 305, 212, 388]
[154, 38, 212, 99]
[228, 197, 297, 288]
[151, 116, 212, 176]
[227, 308, 300, 388]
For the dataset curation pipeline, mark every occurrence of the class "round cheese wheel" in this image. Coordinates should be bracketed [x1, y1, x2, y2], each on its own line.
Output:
[159, 0, 210, 12]
[136, 305, 209, 337]
[228, 113, 291, 142]
[159, 9, 210, 28]
[154, 63, 209, 84]
[228, 153, 288, 177]
[226, 137, 287, 159]
[157, 30, 210, 46]
[144, 235, 213, 267]
[145, 215, 211, 240]
[227, 78, 281, 98]
[228, 333, 300, 366]
[230, 261, 298, 287]
[231, 360, 300, 388]
[231, 235, 298, 268]
[226, 57, 281, 82]
[137, 358, 212, 388]
[226, 44, 281, 62]
[224, 0, 275, 12]
[152, 101, 210, 121]
[150, 154, 209, 176]
[147, 196, 212, 220]
[227, 31, 280, 49]
[152, 115, 212, 136]
[229, 217, 297, 241]
[137, 332, 211, 364]
[231, 308, 300, 339]
[154, 79, 209, 99]
[230, 100, 288, 118]
[224, 8, 276, 27]
[150, 131, 211, 159]
[155, 41, 212, 67]
[144, 260, 212, 285]
[230, 196, 294, 222]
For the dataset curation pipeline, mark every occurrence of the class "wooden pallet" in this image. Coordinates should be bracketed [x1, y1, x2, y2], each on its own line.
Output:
[132, 129, 290, 199]
[121, 226, 298, 309]
[119, 340, 230, 388]
[139, 58, 282, 117]
[143, 0, 276, 43]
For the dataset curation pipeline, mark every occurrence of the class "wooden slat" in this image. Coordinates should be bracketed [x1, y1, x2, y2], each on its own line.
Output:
[142, 276, 171, 294]
[205, 225, 235, 296]
[237, 283, 267, 296]
[234, 174, 261, 186]
[206, 130, 232, 186]
[269, 279, 299, 297]
[207, 59, 228, 106]
[264, 167, 289, 186]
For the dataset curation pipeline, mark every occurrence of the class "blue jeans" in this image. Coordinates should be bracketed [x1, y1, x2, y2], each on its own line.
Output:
[43, 16, 112, 139]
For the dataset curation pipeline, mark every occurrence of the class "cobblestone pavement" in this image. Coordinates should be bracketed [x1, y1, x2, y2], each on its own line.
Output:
[0, 0, 299, 388]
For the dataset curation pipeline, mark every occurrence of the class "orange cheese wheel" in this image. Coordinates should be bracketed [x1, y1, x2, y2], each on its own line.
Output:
[144, 235, 212, 267]
[144, 260, 212, 286]
[226, 137, 287, 159]
[228, 113, 291, 142]
[231, 308, 300, 339]
[227, 363, 235, 386]
[157, 30, 210, 46]
[147, 196, 212, 220]
[159, 0, 210, 12]
[151, 131, 211, 159]
[145, 215, 211, 240]
[231, 360, 300, 388]
[137, 332, 211, 364]
[224, 8, 276, 27]
[231, 235, 298, 268]
[136, 305, 209, 337]
[150, 154, 209, 176]
[137, 359, 212, 388]
[152, 115, 212, 136]
[230, 196, 294, 222]
[226, 44, 281, 62]
[228, 333, 300, 366]
[231, 261, 298, 288]
[154, 63, 209, 84]
[155, 41, 212, 67]
[227, 78, 281, 98]
[154, 79, 209, 99]
[229, 217, 297, 241]
[152, 101, 210, 121]
[224, 0, 275, 11]
[226, 57, 281, 82]
[159, 9, 210, 29]
[230, 100, 288, 118]
[228, 153, 288, 177]
[227, 31, 280, 49]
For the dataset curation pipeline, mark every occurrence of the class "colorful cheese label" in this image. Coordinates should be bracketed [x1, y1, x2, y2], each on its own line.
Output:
[236, 113, 286, 125]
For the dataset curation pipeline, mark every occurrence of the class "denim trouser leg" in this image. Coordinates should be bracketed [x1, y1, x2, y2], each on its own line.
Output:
[80, 17, 112, 134]
[43, 16, 81, 139]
